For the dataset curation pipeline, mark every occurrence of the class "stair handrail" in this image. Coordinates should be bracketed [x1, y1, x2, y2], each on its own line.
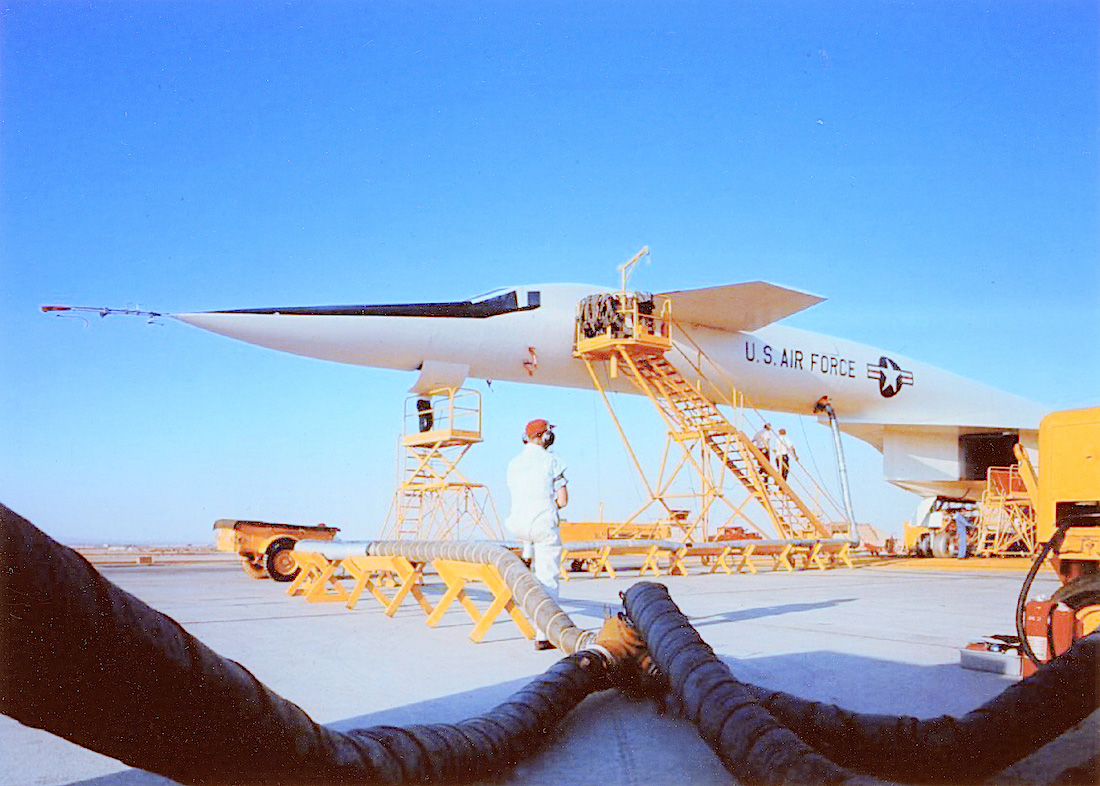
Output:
[669, 320, 848, 526]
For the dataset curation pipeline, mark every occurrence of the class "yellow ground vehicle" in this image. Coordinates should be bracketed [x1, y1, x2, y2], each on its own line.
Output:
[214, 519, 339, 581]
[1015, 406, 1100, 671]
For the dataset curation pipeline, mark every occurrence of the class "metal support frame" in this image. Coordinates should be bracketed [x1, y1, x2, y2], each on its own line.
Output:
[574, 291, 842, 544]
[975, 465, 1037, 557]
[382, 386, 503, 541]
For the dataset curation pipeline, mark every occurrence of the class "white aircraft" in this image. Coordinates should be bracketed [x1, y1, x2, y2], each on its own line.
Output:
[44, 280, 1045, 502]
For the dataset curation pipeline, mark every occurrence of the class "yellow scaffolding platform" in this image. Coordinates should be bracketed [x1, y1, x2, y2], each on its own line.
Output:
[574, 280, 843, 544]
[975, 462, 1038, 557]
[381, 387, 503, 541]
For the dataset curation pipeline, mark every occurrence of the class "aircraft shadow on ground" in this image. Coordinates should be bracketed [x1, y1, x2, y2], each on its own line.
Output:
[688, 597, 857, 627]
[62, 643, 1097, 786]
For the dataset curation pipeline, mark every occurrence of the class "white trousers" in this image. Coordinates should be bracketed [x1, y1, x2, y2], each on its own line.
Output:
[521, 529, 561, 639]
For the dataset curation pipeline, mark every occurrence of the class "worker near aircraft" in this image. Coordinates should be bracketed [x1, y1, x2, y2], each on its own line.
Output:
[505, 418, 568, 651]
[751, 423, 776, 480]
[955, 509, 971, 559]
[774, 428, 797, 480]
[751, 424, 774, 459]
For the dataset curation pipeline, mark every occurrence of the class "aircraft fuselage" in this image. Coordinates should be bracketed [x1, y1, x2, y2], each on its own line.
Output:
[173, 282, 1046, 500]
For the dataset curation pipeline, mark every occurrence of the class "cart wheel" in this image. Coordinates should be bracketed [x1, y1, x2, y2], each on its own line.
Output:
[265, 538, 300, 582]
[240, 558, 268, 579]
[570, 559, 586, 573]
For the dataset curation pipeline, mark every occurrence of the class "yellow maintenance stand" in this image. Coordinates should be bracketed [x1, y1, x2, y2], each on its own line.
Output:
[572, 249, 843, 544]
[381, 386, 503, 541]
[974, 465, 1038, 557]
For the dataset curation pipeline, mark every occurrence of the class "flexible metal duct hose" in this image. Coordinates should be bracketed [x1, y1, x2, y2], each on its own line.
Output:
[623, 581, 1099, 785]
[0, 504, 613, 785]
[366, 540, 597, 653]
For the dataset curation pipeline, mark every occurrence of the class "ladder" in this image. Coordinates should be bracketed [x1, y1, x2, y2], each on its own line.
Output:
[619, 351, 828, 540]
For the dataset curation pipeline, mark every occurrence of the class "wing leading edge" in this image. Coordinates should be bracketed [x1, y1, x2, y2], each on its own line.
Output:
[656, 282, 824, 333]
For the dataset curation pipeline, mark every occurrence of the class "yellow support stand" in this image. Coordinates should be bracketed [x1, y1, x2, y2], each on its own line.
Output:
[805, 541, 854, 570]
[584, 546, 617, 579]
[733, 544, 759, 574]
[342, 555, 433, 616]
[975, 465, 1037, 557]
[426, 559, 535, 642]
[287, 551, 351, 603]
[683, 543, 759, 575]
[383, 387, 503, 541]
[638, 544, 670, 576]
[742, 542, 794, 573]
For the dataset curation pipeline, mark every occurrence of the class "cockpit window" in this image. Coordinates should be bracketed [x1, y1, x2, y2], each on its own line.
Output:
[469, 290, 519, 313]
[470, 288, 511, 303]
[218, 288, 541, 319]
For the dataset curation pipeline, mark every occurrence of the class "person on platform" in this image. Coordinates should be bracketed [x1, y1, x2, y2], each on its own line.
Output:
[504, 418, 568, 650]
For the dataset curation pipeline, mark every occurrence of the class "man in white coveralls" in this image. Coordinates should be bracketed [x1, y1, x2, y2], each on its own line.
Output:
[505, 418, 568, 651]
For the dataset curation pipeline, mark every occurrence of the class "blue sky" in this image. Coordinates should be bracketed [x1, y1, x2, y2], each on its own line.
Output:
[2, 1, 1096, 544]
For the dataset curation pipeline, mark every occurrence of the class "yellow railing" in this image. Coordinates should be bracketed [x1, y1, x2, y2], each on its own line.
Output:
[573, 292, 672, 358]
[402, 387, 483, 447]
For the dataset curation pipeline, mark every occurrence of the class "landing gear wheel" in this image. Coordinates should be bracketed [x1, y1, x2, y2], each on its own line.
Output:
[265, 538, 300, 582]
[931, 531, 952, 559]
[240, 558, 268, 579]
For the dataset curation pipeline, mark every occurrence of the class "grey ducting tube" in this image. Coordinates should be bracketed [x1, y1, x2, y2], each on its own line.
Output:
[366, 540, 597, 653]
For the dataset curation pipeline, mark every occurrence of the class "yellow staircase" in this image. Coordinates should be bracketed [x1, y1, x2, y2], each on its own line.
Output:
[620, 351, 828, 540]
[574, 289, 829, 542]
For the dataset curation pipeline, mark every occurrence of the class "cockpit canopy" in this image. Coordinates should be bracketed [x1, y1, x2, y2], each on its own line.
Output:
[218, 288, 541, 318]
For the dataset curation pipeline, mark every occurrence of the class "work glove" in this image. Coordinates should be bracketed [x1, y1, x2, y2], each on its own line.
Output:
[586, 613, 666, 699]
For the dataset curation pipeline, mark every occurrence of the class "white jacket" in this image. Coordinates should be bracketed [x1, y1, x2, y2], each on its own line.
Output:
[504, 443, 567, 542]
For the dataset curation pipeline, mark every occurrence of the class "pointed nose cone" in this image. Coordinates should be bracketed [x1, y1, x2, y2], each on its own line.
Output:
[172, 311, 301, 353]
[170, 310, 425, 369]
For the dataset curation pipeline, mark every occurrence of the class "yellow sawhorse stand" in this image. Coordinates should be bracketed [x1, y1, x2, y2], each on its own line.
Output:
[746, 543, 796, 573]
[426, 559, 535, 643]
[342, 555, 433, 616]
[804, 541, 854, 570]
[682, 543, 759, 575]
[583, 546, 617, 578]
[287, 551, 352, 603]
[561, 543, 676, 580]
[559, 546, 604, 581]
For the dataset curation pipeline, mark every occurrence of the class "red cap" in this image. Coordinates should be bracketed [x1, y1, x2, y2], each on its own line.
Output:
[525, 419, 552, 440]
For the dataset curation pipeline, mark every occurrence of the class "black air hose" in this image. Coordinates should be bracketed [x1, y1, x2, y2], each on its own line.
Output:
[740, 631, 1097, 784]
[1015, 519, 1075, 666]
[621, 582, 871, 785]
[0, 503, 612, 785]
[623, 581, 1099, 785]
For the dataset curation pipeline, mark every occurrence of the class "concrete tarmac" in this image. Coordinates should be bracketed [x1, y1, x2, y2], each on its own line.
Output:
[2, 559, 1095, 786]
